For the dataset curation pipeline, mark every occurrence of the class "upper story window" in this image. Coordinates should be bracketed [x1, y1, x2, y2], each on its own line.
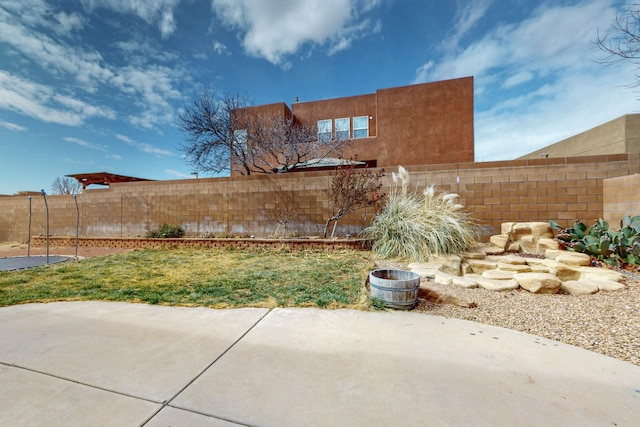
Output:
[318, 119, 332, 142]
[234, 129, 247, 151]
[353, 116, 369, 138]
[335, 118, 350, 140]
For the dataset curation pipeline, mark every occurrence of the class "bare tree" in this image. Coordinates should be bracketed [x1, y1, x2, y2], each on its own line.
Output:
[596, 4, 640, 86]
[179, 88, 251, 175]
[51, 177, 82, 195]
[267, 178, 297, 237]
[178, 88, 352, 176]
[323, 164, 384, 238]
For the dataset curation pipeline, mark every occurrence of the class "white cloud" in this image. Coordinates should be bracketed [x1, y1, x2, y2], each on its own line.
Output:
[0, 71, 114, 126]
[211, 0, 383, 66]
[164, 169, 192, 178]
[440, 0, 492, 52]
[213, 40, 230, 55]
[501, 71, 534, 89]
[115, 40, 180, 63]
[107, 154, 122, 160]
[53, 11, 85, 35]
[475, 63, 639, 161]
[115, 133, 175, 157]
[414, 0, 637, 161]
[0, 120, 26, 131]
[80, 0, 181, 37]
[416, 0, 616, 85]
[0, 2, 184, 129]
[63, 136, 108, 151]
[159, 10, 176, 38]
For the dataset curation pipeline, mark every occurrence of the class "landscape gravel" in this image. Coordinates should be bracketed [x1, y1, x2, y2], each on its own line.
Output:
[414, 274, 640, 367]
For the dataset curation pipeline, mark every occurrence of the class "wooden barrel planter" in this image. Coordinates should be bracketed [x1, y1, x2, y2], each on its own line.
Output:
[369, 269, 421, 310]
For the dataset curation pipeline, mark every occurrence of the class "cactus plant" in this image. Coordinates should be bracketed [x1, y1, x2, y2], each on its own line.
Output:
[551, 216, 640, 266]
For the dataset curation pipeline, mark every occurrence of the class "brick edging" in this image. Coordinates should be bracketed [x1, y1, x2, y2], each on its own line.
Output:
[30, 236, 371, 251]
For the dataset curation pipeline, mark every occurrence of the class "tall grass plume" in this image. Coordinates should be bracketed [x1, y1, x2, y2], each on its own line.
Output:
[362, 166, 477, 261]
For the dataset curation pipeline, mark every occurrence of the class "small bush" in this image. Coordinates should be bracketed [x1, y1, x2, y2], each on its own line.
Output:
[145, 224, 185, 238]
[551, 216, 640, 266]
[362, 166, 476, 261]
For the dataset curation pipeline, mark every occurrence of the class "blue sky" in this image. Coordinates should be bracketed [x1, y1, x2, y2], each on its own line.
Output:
[0, 0, 637, 194]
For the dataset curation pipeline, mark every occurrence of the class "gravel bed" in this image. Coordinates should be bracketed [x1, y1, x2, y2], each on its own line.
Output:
[413, 276, 640, 367]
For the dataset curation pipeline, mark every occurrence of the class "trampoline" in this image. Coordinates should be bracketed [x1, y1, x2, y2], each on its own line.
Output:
[0, 256, 71, 272]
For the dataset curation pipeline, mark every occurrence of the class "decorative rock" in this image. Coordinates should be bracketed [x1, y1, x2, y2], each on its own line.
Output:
[408, 262, 441, 278]
[506, 242, 520, 252]
[501, 222, 516, 235]
[510, 223, 533, 240]
[408, 262, 439, 270]
[556, 252, 592, 267]
[518, 235, 537, 254]
[523, 257, 547, 266]
[529, 222, 554, 238]
[432, 254, 462, 276]
[461, 263, 473, 275]
[560, 280, 599, 295]
[476, 278, 520, 291]
[481, 245, 505, 255]
[434, 271, 456, 286]
[542, 260, 581, 281]
[467, 259, 499, 274]
[451, 276, 478, 288]
[462, 251, 486, 260]
[537, 238, 560, 252]
[487, 254, 527, 265]
[497, 262, 532, 273]
[482, 269, 514, 280]
[513, 273, 561, 294]
[593, 280, 625, 291]
[529, 264, 551, 273]
[545, 249, 564, 259]
[489, 234, 509, 250]
[411, 268, 439, 278]
[579, 267, 624, 283]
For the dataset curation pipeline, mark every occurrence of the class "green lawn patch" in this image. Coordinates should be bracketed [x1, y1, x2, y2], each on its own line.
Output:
[0, 248, 374, 309]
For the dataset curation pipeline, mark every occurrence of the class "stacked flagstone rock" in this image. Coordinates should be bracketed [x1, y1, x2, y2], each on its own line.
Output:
[409, 222, 625, 295]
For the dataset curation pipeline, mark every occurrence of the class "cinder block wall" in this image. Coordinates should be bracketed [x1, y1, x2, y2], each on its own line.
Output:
[1, 154, 638, 242]
[603, 173, 640, 225]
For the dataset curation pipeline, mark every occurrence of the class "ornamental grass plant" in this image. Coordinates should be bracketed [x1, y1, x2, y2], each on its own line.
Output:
[362, 166, 477, 261]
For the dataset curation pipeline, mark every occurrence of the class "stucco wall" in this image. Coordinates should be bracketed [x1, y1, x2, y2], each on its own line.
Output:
[519, 114, 640, 159]
[2, 154, 639, 243]
[291, 77, 474, 167]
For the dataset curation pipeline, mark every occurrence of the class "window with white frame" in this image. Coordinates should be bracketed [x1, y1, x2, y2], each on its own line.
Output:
[335, 118, 350, 140]
[353, 116, 369, 138]
[234, 129, 247, 151]
[318, 119, 332, 142]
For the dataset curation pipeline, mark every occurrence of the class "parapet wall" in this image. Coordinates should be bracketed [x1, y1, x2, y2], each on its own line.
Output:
[1, 154, 639, 242]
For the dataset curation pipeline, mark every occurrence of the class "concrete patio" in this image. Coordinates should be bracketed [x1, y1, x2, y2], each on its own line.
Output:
[0, 302, 639, 426]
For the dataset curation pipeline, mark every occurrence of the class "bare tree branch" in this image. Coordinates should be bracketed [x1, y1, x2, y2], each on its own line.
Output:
[178, 88, 354, 175]
[51, 177, 82, 195]
[596, 4, 640, 86]
[323, 164, 384, 238]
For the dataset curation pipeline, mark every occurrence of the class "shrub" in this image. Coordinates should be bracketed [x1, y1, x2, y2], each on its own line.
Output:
[362, 166, 477, 261]
[145, 224, 185, 238]
[551, 216, 640, 266]
[323, 163, 384, 238]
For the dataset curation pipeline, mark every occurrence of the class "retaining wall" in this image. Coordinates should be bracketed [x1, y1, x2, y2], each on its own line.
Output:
[30, 236, 369, 251]
[1, 154, 639, 243]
